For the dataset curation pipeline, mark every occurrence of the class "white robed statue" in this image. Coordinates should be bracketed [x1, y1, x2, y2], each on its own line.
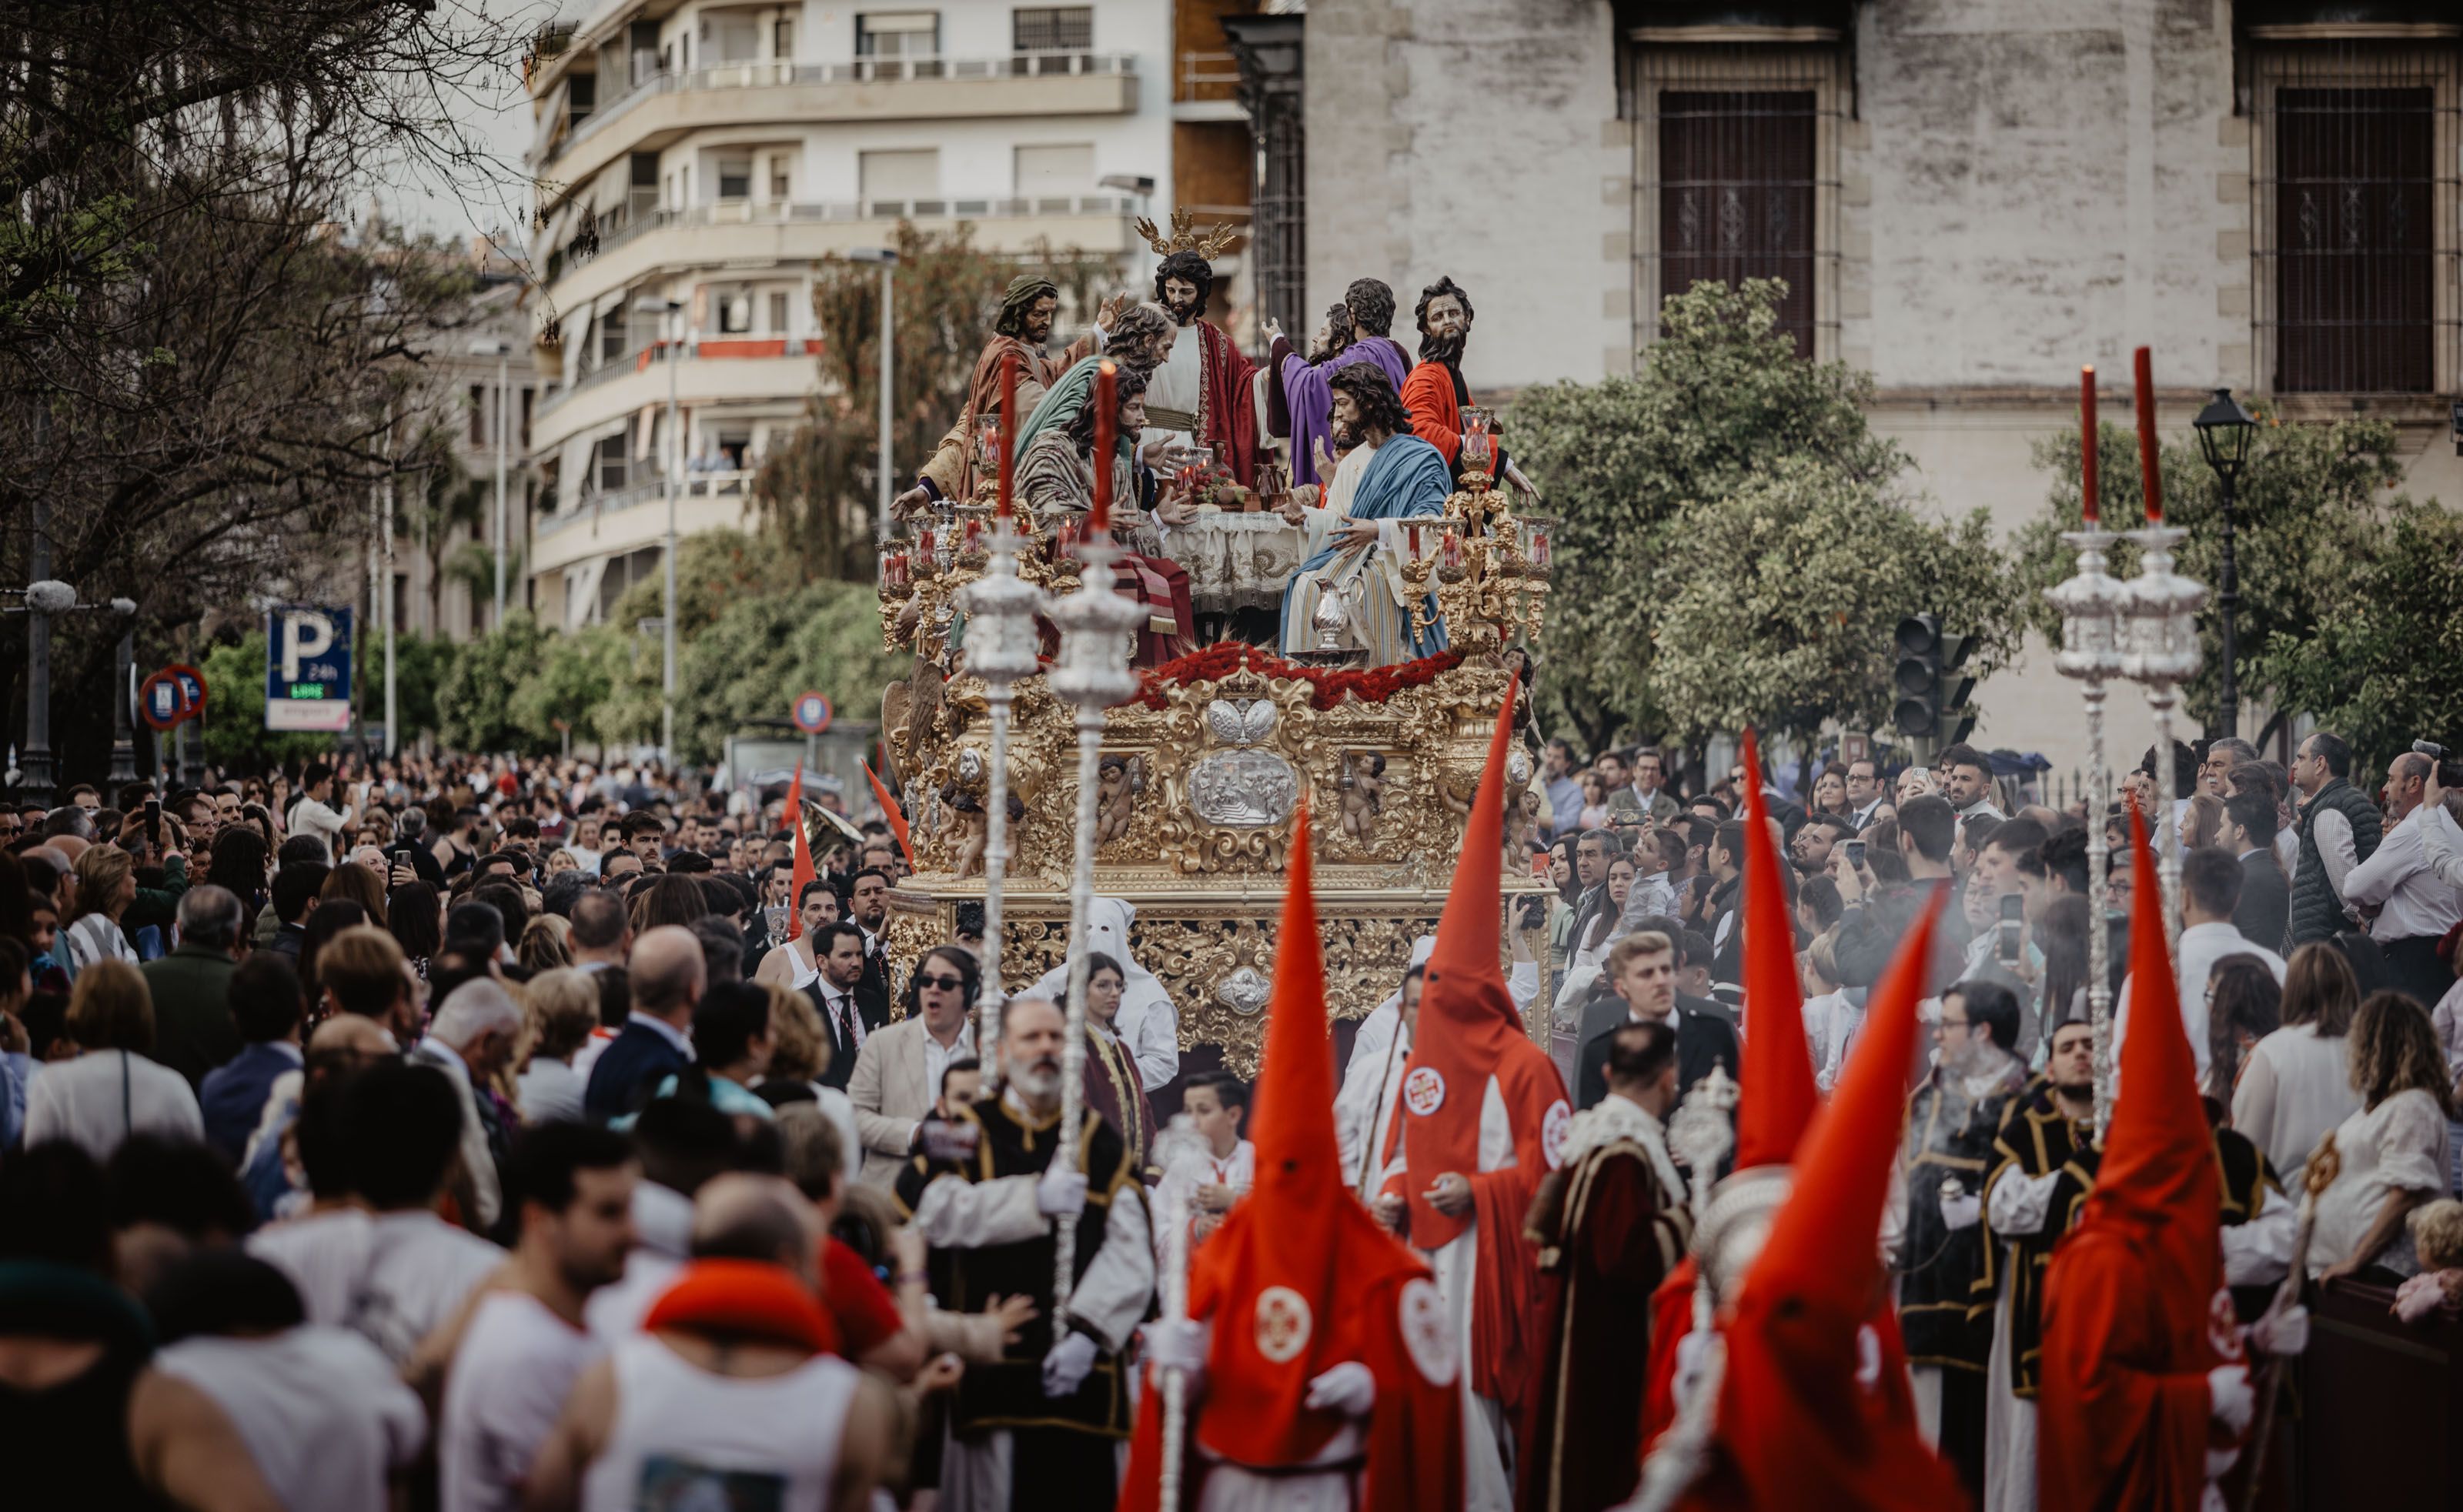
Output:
[1276, 363, 1451, 663]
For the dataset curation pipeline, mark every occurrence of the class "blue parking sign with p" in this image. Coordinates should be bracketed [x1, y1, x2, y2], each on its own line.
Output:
[265, 606, 354, 733]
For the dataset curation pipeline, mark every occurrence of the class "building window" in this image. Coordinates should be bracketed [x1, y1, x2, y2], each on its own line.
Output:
[767, 291, 790, 335]
[769, 155, 791, 200]
[1627, 41, 1844, 364]
[857, 12, 938, 57]
[860, 148, 940, 211]
[519, 387, 533, 449]
[774, 18, 794, 58]
[1014, 6, 1092, 53]
[469, 384, 486, 445]
[717, 288, 754, 335]
[1014, 142, 1094, 198]
[593, 435, 630, 492]
[718, 158, 753, 201]
[2249, 38, 2459, 396]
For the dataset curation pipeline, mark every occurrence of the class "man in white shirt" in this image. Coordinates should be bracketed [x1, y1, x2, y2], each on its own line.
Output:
[287, 761, 355, 856]
[248, 1059, 504, 1365]
[2343, 751, 2463, 1009]
[433, 1122, 639, 1512]
[413, 978, 523, 1232]
[2114, 847, 2286, 1090]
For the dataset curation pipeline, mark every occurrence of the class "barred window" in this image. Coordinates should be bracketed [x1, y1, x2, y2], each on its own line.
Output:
[2249, 42, 2461, 396]
[1014, 7, 1092, 53]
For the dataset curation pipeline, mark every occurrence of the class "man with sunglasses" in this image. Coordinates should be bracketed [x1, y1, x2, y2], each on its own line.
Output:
[847, 946, 978, 1187]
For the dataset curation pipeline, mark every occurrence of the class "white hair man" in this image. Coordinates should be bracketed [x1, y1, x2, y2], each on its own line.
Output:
[415, 977, 525, 1230]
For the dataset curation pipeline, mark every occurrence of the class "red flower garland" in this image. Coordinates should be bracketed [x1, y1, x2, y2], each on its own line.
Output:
[1132, 643, 1465, 712]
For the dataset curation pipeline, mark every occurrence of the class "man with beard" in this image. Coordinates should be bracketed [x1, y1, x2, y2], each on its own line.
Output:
[1138, 222, 1258, 487]
[1008, 302, 1178, 482]
[1263, 279, 1413, 489]
[1017, 363, 1198, 666]
[1275, 362, 1450, 664]
[1399, 277, 1536, 497]
[901, 275, 1125, 512]
[894, 996, 1155, 1510]
[1897, 978, 2030, 1500]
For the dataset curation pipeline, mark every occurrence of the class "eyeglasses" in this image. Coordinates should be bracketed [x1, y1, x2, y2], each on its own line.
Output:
[915, 973, 966, 992]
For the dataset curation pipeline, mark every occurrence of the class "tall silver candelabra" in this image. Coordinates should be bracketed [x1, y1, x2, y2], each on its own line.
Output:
[2119, 523, 2207, 960]
[1151, 1113, 1210, 1510]
[956, 519, 1048, 1075]
[1042, 529, 1145, 1309]
[2047, 522, 2127, 1137]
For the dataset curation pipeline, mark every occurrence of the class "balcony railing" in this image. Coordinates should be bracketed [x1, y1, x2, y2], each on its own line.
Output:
[538, 469, 760, 542]
[539, 335, 817, 419]
[545, 193, 1135, 287]
[1178, 49, 1240, 103]
[539, 52, 1139, 166]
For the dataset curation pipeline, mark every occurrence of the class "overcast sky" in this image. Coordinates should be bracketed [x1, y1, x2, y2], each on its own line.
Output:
[360, 0, 557, 254]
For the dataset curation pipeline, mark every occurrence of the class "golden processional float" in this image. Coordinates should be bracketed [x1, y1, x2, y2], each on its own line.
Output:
[869, 374, 1559, 1080]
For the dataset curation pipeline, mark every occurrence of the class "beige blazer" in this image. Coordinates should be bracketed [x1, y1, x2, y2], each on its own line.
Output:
[849, 1016, 953, 1186]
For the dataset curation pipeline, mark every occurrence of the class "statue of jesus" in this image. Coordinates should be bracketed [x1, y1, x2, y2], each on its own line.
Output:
[1275, 363, 1451, 666]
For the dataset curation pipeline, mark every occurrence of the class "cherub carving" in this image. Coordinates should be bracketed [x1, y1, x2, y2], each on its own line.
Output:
[1339, 751, 1386, 846]
[941, 782, 1024, 881]
[1504, 783, 1542, 863]
[1094, 754, 1146, 847]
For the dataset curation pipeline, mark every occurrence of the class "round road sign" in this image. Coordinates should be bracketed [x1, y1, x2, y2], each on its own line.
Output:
[791, 692, 834, 734]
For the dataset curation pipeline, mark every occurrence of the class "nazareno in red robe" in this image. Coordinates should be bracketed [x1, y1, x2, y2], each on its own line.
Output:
[1118, 809, 1460, 1512]
[2037, 807, 2244, 1512]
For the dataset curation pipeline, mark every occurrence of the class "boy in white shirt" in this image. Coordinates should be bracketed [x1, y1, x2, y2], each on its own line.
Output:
[1157, 1070, 1254, 1253]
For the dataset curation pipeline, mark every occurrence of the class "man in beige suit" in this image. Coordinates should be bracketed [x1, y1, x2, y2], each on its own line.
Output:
[849, 946, 978, 1185]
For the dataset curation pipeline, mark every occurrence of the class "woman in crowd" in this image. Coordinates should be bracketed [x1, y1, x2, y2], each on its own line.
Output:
[204, 825, 271, 934]
[1577, 772, 1611, 833]
[386, 881, 443, 980]
[22, 960, 204, 1160]
[1810, 763, 1851, 820]
[2314, 993, 2454, 1283]
[318, 859, 387, 929]
[1081, 952, 1158, 1180]
[519, 913, 573, 973]
[2181, 791, 2228, 855]
[60, 846, 139, 979]
[2205, 953, 2284, 1106]
[515, 966, 599, 1124]
[2234, 941, 2366, 1183]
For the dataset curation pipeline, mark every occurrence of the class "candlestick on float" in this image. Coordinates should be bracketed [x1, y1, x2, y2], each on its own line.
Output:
[1043, 359, 1146, 1307]
[2117, 345, 2206, 959]
[957, 350, 1047, 1073]
[2048, 361, 2127, 1137]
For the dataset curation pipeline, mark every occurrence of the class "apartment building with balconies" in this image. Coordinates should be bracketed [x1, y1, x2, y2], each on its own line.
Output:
[517, 0, 1208, 630]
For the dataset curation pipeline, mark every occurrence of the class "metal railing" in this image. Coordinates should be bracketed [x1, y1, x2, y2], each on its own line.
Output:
[546, 193, 1134, 285]
[538, 469, 759, 540]
[537, 336, 815, 419]
[540, 52, 1139, 165]
[1178, 49, 1240, 102]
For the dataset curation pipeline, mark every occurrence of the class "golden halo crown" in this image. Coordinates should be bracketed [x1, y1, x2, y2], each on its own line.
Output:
[1135, 208, 1240, 261]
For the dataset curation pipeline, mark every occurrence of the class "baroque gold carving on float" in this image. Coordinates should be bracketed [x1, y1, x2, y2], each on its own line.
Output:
[872, 473, 1558, 1070]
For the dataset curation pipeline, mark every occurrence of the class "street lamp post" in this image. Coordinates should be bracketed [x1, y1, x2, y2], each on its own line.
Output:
[2191, 386, 2257, 740]
[848, 248, 898, 568]
[633, 298, 686, 766]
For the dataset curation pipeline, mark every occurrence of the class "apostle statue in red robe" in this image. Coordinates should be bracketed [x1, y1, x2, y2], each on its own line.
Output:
[1119, 805, 1462, 1512]
[1399, 277, 1534, 496]
[1370, 676, 1569, 1512]
[1138, 211, 1258, 489]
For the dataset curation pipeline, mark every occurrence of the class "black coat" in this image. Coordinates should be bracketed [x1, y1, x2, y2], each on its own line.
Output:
[2234, 851, 2291, 956]
[583, 1019, 689, 1120]
[1574, 995, 1739, 1110]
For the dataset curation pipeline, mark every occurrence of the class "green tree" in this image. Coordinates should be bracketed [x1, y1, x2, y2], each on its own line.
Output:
[2261, 508, 2463, 773]
[434, 612, 550, 752]
[510, 626, 630, 753]
[1509, 279, 2002, 752]
[1649, 458, 2021, 746]
[197, 633, 338, 771]
[752, 222, 1129, 582]
[2010, 411, 2415, 734]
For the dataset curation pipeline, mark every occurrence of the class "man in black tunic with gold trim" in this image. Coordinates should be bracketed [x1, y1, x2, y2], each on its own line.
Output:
[895, 995, 1156, 1510]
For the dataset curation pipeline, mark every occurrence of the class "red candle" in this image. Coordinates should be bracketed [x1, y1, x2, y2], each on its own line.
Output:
[996, 352, 1018, 522]
[1090, 360, 1116, 533]
[2132, 345, 2161, 522]
[2080, 364, 2099, 524]
[964, 516, 983, 552]
[918, 526, 934, 556]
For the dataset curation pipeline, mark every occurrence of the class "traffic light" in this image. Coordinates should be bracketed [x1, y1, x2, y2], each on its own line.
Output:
[1892, 614, 1979, 743]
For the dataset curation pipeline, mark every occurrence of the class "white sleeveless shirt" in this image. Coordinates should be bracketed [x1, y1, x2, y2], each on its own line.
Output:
[580, 1335, 860, 1512]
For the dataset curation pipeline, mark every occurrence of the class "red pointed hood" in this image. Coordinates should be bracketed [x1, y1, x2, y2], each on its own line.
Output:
[787, 764, 817, 903]
[2084, 804, 2219, 1282]
[1403, 676, 1531, 1248]
[862, 760, 915, 869]
[1735, 728, 1819, 1170]
[1185, 799, 1429, 1469]
[1745, 886, 1942, 1315]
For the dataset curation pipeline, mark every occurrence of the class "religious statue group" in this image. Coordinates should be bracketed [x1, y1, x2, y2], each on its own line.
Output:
[894, 214, 1532, 670]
